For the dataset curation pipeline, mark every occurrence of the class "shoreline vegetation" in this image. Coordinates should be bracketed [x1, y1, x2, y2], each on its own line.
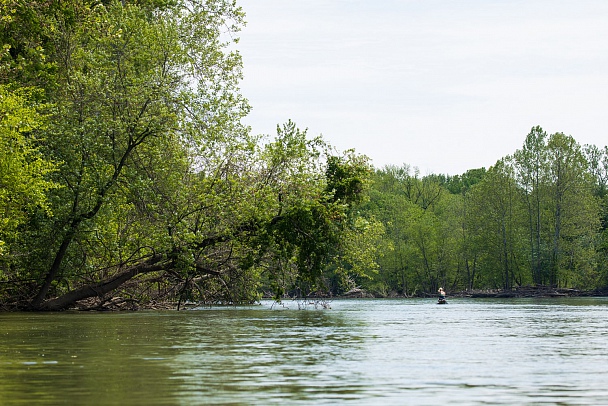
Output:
[340, 286, 608, 299]
[2, 1, 607, 312]
[24, 286, 608, 312]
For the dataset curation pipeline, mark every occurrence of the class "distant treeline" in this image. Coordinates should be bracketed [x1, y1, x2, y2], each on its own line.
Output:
[359, 127, 608, 296]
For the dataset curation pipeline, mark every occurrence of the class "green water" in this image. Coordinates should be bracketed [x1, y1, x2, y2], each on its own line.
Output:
[1, 298, 607, 405]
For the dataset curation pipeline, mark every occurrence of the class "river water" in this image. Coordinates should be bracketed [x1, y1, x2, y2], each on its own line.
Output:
[1, 298, 607, 405]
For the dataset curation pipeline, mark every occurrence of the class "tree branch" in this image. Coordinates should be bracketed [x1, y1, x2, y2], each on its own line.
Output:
[39, 254, 168, 311]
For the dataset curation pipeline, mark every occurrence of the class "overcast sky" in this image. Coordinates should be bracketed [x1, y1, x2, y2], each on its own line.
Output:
[237, 0, 608, 175]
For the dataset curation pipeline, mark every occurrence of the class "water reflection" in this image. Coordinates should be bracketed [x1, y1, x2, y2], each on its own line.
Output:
[0, 312, 185, 405]
[170, 308, 368, 404]
[1, 298, 607, 405]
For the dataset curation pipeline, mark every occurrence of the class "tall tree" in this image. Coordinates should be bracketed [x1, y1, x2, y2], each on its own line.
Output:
[545, 133, 600, 287]
[584, 144, 608, 286]
[6, 0, 251, 309]
[444, 168, 487, 291]
[468, 159, 526, 289]
[513, 126, 548, 284]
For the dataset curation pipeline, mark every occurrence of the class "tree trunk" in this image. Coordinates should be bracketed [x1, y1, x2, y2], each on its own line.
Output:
[37, 255, 168, 311]
[30, 227, 77, 308]
[30, 142, 138, 308]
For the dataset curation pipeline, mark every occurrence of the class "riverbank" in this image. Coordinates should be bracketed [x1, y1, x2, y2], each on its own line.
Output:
[340, 285, 608, 299]
[459, 285, 608, 298]
[4, 285, 607, 312]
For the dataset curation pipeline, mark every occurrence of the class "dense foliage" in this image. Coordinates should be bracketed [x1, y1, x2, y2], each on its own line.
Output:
[0, 0, 380, 310]
[361, 127, 608, 296]
[2, 1, 606, 310]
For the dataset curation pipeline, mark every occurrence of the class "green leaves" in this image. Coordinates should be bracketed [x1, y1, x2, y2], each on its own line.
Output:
[1, 0, 386, 308]
[0, 85, 55, 248]
[364, 126, 608, 295]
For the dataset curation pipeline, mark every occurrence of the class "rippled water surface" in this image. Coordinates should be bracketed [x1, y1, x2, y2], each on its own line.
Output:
[1, 298, 608, 405]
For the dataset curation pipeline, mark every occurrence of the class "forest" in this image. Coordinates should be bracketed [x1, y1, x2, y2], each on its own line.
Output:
[1, 0, 607, 310]
[361, 130, 608, 297]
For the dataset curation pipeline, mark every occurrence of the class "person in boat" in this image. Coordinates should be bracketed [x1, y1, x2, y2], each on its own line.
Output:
[438, 287, 446, 301]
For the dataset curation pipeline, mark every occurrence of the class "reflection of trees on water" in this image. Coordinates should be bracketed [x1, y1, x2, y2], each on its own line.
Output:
[172, 307, 369, 402]
[0, 313, 184, 404]
[3, 300, 608, 404]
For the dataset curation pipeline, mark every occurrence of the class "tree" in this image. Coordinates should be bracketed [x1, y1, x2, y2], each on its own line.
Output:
[513, 126, 548, 285]
[362, 166, 458, 295]
[544, 133, 600, 287]
[511, 128, 601, 288]
[584, 144, 608, 286]
[364, 128, 606, 295]
[361, 167, 412, 295]
[2, 0, 252, 309]
[261, 142, 380, 298]
[467, 159, 527, 289]
[0, 0, 382, 310]
[443, 168, 487, 291]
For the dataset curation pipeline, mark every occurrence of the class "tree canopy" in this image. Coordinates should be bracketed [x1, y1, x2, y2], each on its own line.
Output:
[1, 1, 607, 310]
[0, 0, 379, 310]
[361, 127, 607, 296]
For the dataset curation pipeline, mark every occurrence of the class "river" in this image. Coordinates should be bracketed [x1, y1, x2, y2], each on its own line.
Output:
[1, 298, 607, 405]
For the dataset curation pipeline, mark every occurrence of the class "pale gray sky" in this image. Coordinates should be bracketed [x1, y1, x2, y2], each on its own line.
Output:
[238, 1, 608, 175]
